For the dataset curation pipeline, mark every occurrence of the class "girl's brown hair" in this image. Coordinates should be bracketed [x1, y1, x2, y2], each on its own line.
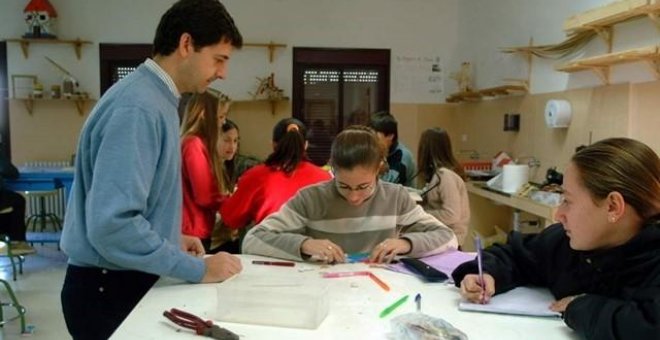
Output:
[180, 91, 230, 192]
[330, 125, 386, 173]
[572, 137, 660, 221]
[417, 127, 466, 186]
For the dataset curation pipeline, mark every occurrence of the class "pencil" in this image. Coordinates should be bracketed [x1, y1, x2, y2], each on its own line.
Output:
[379, 294, 409, 318]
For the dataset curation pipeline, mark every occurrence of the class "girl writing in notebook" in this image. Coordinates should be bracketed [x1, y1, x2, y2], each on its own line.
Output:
[453, 137, 660, 340]
[242, 125, 457, 263]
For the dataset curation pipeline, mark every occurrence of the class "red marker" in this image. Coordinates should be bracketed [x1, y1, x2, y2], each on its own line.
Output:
[251, 260, 295, 267]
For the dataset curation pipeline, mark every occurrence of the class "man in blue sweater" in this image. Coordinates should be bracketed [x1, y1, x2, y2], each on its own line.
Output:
[60, 1, 243, 338]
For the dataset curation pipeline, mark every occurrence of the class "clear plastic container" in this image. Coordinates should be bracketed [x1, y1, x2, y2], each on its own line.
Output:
[216, 274, 329, 329]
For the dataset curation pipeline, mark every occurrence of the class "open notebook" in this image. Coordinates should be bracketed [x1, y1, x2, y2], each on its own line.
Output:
[458, 286, 561, 317]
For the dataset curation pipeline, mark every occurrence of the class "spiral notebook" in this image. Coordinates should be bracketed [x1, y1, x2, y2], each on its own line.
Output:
[458, 286, 561, 317]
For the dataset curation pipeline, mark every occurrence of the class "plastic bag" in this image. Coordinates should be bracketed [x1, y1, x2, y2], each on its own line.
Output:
[387, 312, 468, 340]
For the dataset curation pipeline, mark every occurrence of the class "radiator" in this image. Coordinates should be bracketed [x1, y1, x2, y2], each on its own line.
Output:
[25, 188, 67, 222]
[23, 161, 70, 226]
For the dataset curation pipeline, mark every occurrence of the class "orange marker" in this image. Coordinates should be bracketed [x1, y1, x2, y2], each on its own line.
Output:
[368, 272, 390, 292]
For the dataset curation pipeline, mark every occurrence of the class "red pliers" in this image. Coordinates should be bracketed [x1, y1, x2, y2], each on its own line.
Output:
[163, 308, 238, 340]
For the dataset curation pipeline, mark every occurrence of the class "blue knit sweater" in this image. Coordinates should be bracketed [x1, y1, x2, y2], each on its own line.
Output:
[61, 64, 205, 283]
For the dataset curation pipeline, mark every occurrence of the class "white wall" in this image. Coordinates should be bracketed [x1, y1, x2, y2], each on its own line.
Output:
[4, 1, 660, 103]
[2, 0, 459, 104]
[454, 0, 660, 94]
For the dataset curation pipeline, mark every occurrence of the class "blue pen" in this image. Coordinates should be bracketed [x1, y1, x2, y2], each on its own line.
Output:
[414, 293, 422, 312]
[475, 235, 485, 304]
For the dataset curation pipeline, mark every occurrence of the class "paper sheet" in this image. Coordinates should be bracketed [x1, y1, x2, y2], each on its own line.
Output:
[458, 286, 561, 317]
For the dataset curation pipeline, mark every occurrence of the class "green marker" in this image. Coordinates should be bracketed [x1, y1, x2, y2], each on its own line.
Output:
[379, 294, 409, 318]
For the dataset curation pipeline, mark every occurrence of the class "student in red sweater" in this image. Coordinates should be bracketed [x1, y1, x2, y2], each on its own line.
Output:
[220, 118, 331, 236]
[181, 91, 231, 251]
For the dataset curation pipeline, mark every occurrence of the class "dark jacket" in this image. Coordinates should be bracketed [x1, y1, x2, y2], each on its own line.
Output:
[452, 222, 660, 340]
[0, 147, 19, 208]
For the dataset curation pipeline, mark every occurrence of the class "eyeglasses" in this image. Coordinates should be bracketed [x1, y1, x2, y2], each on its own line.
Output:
[335, 180, 376, 196]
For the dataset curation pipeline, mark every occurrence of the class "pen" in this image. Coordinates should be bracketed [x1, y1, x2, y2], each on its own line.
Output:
[379, 294, 409, 318]
[475, 235, 485, 304]
[251, 260, 295, 267]
[415, 293, 421, 312]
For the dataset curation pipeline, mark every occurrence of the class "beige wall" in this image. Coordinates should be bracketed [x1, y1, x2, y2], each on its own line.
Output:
[629, 81, 660, 152]
[390, 103, 456, 168]
[9, 99, 92, 165]
[228, 100, 291, 160]
[8, 80, 659, 169]
[448, 83, 632, 183]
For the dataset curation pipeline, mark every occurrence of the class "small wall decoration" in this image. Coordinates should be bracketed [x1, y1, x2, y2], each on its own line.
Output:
[11, 74, 37, 99]
[250, 73, 285, 101]
[450, 62, 473, 92]
[23, 0, 58, 39]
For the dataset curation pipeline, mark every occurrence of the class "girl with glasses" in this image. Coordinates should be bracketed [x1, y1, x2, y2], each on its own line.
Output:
[243, 125, 457, 263]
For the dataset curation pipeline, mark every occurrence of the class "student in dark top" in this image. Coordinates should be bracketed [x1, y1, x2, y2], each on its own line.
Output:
[453, 137, 660, 340]
[0, 144, 35, 254]
[369, 112, 417, 187]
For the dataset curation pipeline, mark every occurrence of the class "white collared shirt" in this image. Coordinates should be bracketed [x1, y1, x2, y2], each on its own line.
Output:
[144, 58, 180, 99]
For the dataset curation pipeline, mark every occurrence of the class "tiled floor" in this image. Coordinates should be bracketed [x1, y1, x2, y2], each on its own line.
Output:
[0, 243, 69, 339]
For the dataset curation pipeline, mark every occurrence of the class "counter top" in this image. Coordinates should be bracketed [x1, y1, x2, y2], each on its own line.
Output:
[467, 182, 557, 227]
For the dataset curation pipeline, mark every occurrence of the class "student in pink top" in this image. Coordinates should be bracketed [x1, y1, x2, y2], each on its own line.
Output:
[220, 118, 332, 237]
[180, 91, 231, 251]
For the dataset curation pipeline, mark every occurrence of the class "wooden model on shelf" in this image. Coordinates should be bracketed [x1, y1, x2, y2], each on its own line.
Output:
[446, 59, 529, 103]
[250, 73, 285, 101]
[248, 73, 288, 114]
[450, 62, 474, 92]
[23, 0, 58, 39]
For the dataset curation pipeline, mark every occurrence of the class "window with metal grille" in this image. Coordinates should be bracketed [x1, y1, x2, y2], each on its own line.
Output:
[112, 66, 137, 84]
[293, 48, 390, 166]
[99, 44, 152, 95]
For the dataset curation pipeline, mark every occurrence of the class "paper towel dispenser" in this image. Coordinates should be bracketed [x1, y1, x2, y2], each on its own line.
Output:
[545, 99, 572, 128]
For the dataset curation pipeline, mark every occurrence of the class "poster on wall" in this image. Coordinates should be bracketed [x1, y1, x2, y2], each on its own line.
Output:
[392, 55, 443, 104]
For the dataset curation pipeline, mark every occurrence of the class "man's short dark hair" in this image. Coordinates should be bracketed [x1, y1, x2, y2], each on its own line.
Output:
[369, 111, 398, 143]
[153, 0, 243, 56]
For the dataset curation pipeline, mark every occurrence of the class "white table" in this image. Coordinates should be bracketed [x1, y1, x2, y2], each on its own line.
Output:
[112, 255, 579, 339]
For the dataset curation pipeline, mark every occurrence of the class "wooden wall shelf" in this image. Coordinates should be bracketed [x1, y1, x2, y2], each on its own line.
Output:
[446, 85, 528, 103]
[234, 97, 289, 115]
[243, 41, 287, 62]
[564, 0, 660, 35]
[16, 97, 94, 116]
[556, 45, 660, 84]
[6, 38, 92, 60]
